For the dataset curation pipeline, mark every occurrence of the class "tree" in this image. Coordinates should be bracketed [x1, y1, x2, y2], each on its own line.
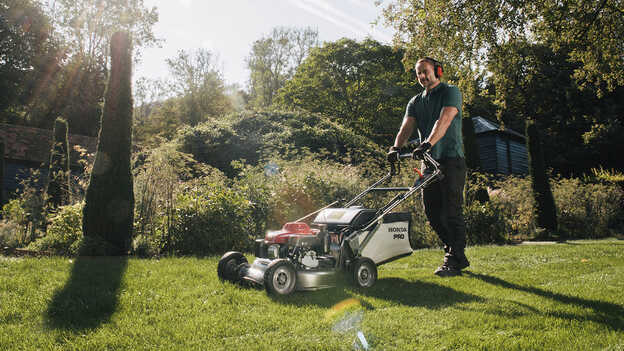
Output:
[274, 38, 417, 144]
[380, 0, 624, 97]
[19, 0, 161, 136]
[165, 49, 232, 126]
[246, 27, 319, 108]
[45, 0, 160, 71]
[0, 0, 61, 122]
[83, 31, 134, 255]
[46, 118, 71, 208]
[526, 120, 558, 237]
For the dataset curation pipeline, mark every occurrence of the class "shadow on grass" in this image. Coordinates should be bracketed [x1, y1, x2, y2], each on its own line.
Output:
[46, 256, 128, 331]
[465, 272, 624, 331]
[268, 277, 481, 309]
[359, 277, 482, 308]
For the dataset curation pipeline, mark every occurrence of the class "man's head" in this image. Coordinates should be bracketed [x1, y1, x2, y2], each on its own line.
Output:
[415, 57, 443, 91]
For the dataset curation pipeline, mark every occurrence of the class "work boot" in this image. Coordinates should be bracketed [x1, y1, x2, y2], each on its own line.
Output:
[454, 251, 470, 270]
[447, 247, 470, 270]
[434, 263, 461, 277]
[434, 253, 462, 277]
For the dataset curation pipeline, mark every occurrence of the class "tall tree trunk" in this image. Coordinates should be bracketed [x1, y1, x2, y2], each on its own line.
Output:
[526, 119, 558, 238]
[82, 31, 135, 255]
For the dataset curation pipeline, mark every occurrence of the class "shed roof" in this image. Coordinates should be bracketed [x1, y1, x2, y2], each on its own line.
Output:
[472, 116, 525, 139]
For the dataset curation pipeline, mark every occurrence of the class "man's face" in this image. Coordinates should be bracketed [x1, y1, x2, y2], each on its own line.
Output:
[415, 61, 438, 90]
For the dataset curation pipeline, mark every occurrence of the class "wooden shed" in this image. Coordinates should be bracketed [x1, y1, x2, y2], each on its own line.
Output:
[472, 116, 528, 175]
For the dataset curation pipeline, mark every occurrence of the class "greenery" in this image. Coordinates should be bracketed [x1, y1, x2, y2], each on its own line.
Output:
[174, 110, 385, 177]
[274, 38, 416, 143]
[1, 241, 623, 350]
[45, 118, 70, 208]
[28, 203, 83, 256]
[82, 32, 135, 255]
[246, 27, 319, 108]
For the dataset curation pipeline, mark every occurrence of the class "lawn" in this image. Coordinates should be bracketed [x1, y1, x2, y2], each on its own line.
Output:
[1, 239, 623, 350]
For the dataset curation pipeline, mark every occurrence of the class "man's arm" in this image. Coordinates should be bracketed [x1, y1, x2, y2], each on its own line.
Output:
[424, 106, 458, 147]
[392, 115, 416, 149]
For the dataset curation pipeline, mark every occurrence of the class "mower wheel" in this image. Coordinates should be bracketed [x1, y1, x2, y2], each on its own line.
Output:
[218, 251, 247, 282]
[351, 257, 377, 288]
[264, 259, 297, 295]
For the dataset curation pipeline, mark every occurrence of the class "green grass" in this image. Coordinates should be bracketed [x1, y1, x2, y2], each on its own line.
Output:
[1, 240, 623, 350]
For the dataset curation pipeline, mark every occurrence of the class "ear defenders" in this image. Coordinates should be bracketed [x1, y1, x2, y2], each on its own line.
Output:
[421, 57, 443, 78]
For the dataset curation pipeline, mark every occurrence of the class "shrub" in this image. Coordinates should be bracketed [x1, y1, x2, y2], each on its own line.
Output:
[489, 176, 537, 239]
[174, 110, 385, 177]
[553, 177, 624, 238]
[28, 203, 83, 256]
[163, 178, 256, 256]
[464, 201, 507, 245]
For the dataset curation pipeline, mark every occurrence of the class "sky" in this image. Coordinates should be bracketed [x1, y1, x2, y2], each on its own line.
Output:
[136, 0, 395, 88]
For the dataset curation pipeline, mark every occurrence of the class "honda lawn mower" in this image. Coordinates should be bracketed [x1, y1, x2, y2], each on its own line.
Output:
[217, 148, 442, 295]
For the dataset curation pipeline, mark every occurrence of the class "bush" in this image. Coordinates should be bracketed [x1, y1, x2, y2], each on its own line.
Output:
[174, 110, 385, 177]
[28, 203, 83, 256]
[464, 201, 507, 245]
[489, 176, 537, 239]
[163, 178, 256, 256]
[553, 177, 624, 238]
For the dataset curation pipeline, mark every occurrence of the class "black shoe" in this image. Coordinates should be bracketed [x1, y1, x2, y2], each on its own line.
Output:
[446, 248, 470, 270]
[455, 253, 470, 270]
[434, 264, 462, 277]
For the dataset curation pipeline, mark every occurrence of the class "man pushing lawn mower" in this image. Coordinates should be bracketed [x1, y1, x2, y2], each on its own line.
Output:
[387, 57, 469, 277]
[217, 56, 467, 296]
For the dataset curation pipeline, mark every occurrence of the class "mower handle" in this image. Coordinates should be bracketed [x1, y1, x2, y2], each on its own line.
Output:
[389, 151, 439, 176]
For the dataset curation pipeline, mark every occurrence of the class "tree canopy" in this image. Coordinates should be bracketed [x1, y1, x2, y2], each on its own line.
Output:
[274, 38, 418, 144]
[246, 27, 319, 108]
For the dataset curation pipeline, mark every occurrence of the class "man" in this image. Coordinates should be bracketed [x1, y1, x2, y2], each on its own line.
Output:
[387, 57, 469, 277]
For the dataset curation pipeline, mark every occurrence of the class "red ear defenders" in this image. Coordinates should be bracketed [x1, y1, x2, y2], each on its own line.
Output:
[421, 57, 443, 78]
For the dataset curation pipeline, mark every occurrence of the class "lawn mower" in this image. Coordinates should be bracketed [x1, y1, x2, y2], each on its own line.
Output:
[217, 149, 442, 295]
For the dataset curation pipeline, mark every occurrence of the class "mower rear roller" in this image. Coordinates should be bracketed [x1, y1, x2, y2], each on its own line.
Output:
[218, 251, 248, 282]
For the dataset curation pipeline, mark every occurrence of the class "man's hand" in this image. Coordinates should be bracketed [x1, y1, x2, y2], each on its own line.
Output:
[412, 142, 431, 160]
[387, 146, 400, 162]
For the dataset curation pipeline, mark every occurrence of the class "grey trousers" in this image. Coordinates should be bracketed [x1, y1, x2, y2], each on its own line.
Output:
[422, 157, 467, 254]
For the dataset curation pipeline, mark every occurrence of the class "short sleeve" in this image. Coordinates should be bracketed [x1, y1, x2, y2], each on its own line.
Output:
[405, 96, 417, 118]
[442, 85, 462, 109]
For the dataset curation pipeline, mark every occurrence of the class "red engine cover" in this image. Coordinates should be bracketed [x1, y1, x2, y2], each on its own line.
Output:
[265, 222, 318, 244]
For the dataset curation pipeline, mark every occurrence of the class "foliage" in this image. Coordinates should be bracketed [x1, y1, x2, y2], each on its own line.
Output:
[526, 121, 558, 235]
[44, 0, 160, 69]
[164, 179, 256, 256]
[174, 110, 385, 177]
[274, 38, 417, 144]
[0, 170, 47, 246]
[82, 32, 134, 255]
[27, 202, 82, 256]
[0, 0, 61, 122]
[246, 26, 319, 108]
[553, 177, 624, 239]
[463, 201, 507, 245]
[46, 118, 70, 208]
[380, 0, 624, 97]
[132, 144, 223, 255]
[165, 48, 232, 126]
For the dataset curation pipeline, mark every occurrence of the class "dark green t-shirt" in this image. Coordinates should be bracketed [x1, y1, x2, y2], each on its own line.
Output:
[406, 82, 464, 160]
